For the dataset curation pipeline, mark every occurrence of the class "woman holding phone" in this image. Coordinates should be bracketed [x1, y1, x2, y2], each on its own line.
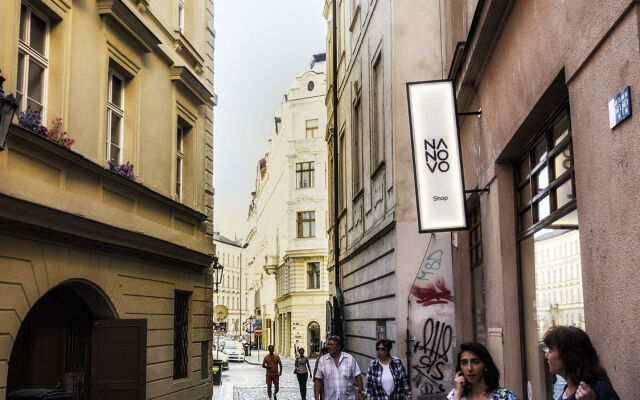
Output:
[447, 342, 517, 400]
[543, 326, 620, 400]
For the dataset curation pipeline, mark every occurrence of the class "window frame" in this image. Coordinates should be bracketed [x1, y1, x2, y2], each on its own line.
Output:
[17, 2, 50, 119]
[351, 94, 363, 196]
[178, 0, 185, 34]
[106, 68, 125, 164]
[296, 211, 316, 238]
[305, 119, 318, 138]
[296, 161, 315, 189]
[370, 53, 384, 172]
[307, 262, 321, 289]
[176, 124, 184, 199]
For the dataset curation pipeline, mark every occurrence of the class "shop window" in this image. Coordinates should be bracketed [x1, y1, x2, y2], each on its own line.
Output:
[468, 206, 486, 345]
[517, 105, 582, 400]
[173, 291, 190, 379]
[17, 3, 49, 117]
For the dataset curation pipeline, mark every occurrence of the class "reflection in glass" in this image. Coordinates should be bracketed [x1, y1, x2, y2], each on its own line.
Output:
[537, 195, 550, 221]
[27, 60, 43, 103]
[554, 148, 572, 179]
[536, 167, 549, 191]
[555, 180, 573, 209]
[30, 12, 47, 55]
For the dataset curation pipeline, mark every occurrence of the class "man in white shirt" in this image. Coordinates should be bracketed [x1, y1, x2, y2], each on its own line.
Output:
[314, 335, 364, 400]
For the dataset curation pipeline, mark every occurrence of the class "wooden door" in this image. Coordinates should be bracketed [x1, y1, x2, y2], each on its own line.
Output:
[90, 319, 146, 400]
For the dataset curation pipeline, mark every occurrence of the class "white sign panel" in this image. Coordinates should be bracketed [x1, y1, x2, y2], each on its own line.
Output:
[407, 80, 467, 232]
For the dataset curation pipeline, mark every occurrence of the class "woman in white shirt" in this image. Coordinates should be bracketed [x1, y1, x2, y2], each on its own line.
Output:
[365, 339, 412, 400]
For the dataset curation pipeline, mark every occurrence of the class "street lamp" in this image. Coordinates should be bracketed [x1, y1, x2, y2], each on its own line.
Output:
[0, 70, 19, 151]
[212, 255, 224, 293]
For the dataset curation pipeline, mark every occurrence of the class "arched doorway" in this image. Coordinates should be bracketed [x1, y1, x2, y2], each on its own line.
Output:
[307, 321, 321, 357]
[7, 281, 146, 400]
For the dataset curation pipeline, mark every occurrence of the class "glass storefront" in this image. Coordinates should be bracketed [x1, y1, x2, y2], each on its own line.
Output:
[516, 107, 583, 400]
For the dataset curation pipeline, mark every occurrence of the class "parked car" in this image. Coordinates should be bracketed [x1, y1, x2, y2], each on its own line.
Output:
[212, 344, 229, 370]
[222, 340, 245, 362]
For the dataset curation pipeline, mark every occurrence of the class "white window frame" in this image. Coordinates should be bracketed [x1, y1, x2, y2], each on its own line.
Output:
[17, 2, 50, 119]
[106, 69, 125, 164]
[178, 0, 185, 34]
[176, 124, 184, 199]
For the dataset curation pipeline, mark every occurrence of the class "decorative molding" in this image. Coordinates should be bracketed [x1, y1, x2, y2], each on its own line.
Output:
[173, 32, 205, 72]
[97, 0, 161, 53]
[170, 66, 214, 105]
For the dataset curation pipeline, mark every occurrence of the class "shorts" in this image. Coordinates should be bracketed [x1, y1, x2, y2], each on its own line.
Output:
[266, 374, 279, 385]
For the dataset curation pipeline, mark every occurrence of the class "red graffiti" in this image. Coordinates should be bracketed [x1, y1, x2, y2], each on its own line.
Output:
[411, 278, 454, 306]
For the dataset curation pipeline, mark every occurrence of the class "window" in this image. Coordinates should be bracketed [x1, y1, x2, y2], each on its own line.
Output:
[176, 124, 184, 199]
[370, 55, 384, 169]
[468, 206, 486, 345]
[17, 3, 49, 116]
[352, 96, 362, 193]
[106, 69, 124, 163]
[516, 106, 583, 400]
[307, 262, 320, 289]
[173, 291, 190, 379]
[296, 211, 315, 238]
[296, 161, 314, 188]
[305, 119, 318, 138]
[339, 131, 346, 210]
[178, 0, 185, 33]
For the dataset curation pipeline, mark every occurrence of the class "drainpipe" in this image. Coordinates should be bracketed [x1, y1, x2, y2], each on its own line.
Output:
[331, 0, 344, 339]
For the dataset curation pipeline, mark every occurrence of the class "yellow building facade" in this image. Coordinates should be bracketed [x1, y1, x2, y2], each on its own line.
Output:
[0, 0, 216, 399]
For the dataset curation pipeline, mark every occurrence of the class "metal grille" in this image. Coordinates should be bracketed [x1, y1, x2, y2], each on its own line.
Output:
[64, 318, 91, 400]
[173, 291, 190, 379]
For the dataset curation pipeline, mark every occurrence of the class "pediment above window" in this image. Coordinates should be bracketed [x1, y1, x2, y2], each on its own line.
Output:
[170, 66, 214, 106]
[97, 0, 161, 53]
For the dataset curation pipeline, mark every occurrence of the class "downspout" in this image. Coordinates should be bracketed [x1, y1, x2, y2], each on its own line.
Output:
[331, 0, 344, 338]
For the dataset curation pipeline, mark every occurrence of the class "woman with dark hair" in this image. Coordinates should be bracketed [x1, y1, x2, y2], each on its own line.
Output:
[447, 342, 517, 400]
[365, 339, 411, 399]
[543, 326, 620, 400]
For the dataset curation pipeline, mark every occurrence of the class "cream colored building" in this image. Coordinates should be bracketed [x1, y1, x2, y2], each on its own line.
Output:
[245, 55, 329, 357]
[0, 0, 216, 399]
[213, 233, 251, 339]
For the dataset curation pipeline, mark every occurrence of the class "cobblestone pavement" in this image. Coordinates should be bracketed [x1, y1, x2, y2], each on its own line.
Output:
[213, 352, 316, 400]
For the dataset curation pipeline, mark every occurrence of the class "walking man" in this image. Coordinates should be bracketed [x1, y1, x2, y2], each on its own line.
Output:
[262, 345, 283, 400]
[314, 335, 364, 400]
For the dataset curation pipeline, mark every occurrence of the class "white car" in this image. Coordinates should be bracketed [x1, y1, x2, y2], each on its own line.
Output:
[212, 344, 229, 370]
[222, 340, 245, 362]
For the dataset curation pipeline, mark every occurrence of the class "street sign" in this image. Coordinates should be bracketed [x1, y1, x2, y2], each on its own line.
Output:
[254, 326, 263, 336]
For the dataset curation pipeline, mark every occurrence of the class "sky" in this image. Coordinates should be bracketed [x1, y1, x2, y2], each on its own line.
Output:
[213, 1, 327, 240]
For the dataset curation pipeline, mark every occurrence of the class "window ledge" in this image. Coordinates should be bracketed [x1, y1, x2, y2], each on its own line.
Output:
[172, 31, 205, 73]
[97, 0, 161, 53]
[371, 160, 385, 180]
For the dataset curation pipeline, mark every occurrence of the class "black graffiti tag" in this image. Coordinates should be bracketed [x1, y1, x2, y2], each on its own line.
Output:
[412, 318, 453, 394]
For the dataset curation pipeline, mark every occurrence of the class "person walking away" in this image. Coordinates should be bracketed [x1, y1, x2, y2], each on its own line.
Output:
[365, 339, 411, 399]
[295, 347, 312, 399]
[262, 345, 283, 400]
[314, 335, 364, 400]
[543, 326, 620, 400]
[448, 342, 517, 400]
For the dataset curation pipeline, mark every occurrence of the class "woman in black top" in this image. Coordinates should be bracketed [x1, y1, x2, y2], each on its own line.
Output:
[543, 326, 620, 400]
[294, 347, 312, 399]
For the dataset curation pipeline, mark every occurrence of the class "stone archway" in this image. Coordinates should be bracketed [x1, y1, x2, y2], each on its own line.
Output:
[6, 280, 147, 399]
[307, 321, 321, 357]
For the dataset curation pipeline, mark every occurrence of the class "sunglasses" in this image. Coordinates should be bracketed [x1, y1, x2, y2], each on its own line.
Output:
[376, 347, 387, 351]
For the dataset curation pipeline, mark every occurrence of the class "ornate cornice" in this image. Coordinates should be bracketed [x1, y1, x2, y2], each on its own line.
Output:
[97, 0, 161, 53]
[170, 66, 214, 105]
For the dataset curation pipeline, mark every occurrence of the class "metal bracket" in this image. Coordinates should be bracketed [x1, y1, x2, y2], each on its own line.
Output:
[457, 107, 482, 118]
[464, 185, 490, 194]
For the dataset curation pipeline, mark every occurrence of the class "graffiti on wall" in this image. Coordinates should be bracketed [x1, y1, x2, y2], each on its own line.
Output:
[409, 233, 456, 398]
[412, 318, 453, 394]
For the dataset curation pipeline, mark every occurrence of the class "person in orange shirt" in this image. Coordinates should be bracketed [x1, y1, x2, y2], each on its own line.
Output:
[262, 345, 283, 400]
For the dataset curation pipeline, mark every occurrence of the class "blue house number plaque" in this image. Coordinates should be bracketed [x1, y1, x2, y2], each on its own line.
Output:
[608, 86, 631, 129]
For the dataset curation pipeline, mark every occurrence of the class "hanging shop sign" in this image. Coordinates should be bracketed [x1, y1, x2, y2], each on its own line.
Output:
[406, 80, 467, 232]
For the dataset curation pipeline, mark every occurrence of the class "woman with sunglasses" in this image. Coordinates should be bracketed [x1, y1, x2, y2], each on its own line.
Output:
[543, 326, 620, 400]
[448, 342, 517, 400]
[365, 339, 412, 400]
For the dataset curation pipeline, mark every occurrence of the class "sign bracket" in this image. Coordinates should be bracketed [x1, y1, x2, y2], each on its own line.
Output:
[464, 185, 489, 194]
[457, 107, 482, 117]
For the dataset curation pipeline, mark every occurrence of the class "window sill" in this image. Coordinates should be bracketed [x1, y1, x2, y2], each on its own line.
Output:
[371, 160, 385, 180]
[352, 188, 364, 203]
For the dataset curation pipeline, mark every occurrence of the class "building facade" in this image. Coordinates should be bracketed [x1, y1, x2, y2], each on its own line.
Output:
[245, 55, 329, 357]
[443, 1, 640, 399]
[326, 0, 640, 399]
[0, 0, 216, 399]
[212, 233, 250, 339]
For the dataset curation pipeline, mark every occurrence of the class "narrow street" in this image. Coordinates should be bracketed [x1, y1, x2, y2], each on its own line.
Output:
[213, 353, 315, 400]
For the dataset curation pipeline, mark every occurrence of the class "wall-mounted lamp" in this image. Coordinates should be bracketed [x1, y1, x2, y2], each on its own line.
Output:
[212, 255, 224, 293]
